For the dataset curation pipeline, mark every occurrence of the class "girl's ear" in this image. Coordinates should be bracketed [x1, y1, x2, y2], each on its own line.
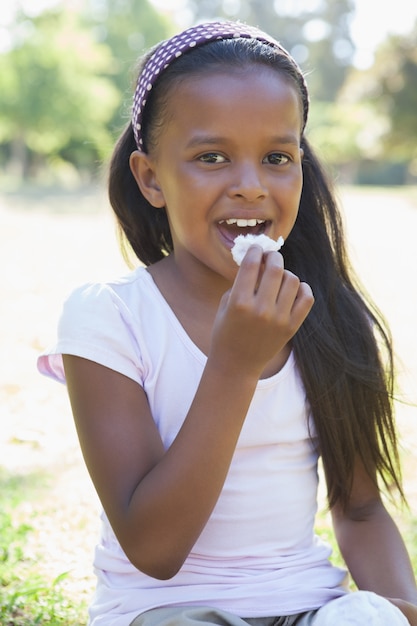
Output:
[129, 151, 165, 208]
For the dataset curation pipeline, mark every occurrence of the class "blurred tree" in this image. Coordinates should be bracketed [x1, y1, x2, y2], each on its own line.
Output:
[307, 100, 387, 181]
[0, 9, 120, 179]
[0, 0, 171, 180]
[367, 25, 417, 162]
[183, 0, 355, 101]
[85, 0, 172, 131]
[303, 0, 355, 100]
[339, 21, 417, 178]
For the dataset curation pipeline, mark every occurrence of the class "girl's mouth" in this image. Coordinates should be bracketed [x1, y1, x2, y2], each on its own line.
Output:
[217, 218, 269, 246]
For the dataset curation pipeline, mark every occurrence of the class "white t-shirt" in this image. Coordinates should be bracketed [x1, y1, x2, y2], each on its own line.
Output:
[38, 267, 347, 626]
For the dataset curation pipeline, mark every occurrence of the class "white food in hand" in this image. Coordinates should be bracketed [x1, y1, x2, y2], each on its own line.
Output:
[231, 233, 284, 266]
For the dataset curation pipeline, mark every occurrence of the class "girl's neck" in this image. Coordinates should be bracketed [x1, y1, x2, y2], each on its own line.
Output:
[148, 255, 227, 356]
[148, 253, 231, 310]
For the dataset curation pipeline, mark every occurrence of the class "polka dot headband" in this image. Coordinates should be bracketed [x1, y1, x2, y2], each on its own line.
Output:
[132, 20, 309, 151]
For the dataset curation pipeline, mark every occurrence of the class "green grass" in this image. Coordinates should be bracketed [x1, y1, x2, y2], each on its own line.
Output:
[0, 469, 87, 626]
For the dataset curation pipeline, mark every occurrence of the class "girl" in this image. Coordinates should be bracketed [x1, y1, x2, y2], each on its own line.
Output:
[38, 21, 417, 626]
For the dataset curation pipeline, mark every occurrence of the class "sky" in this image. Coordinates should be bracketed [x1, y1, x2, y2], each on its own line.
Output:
[0, 0, 416, 68]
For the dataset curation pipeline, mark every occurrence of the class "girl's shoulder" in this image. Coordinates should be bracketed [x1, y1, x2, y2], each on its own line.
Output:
[38, 267, 154, 386]
[63, 266, 154, 314]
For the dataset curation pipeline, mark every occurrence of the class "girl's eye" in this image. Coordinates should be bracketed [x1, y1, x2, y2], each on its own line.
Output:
[198, 153, 227, 164]
[263, 153, 290, 165]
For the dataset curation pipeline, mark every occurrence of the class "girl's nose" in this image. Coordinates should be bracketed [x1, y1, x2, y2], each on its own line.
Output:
[227, 162, 268, 202]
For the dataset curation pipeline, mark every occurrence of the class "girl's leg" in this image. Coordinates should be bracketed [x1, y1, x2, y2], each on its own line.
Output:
[311, 591, 409, 625]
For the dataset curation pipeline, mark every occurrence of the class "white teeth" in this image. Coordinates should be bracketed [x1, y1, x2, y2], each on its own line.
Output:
[220, 218, 265, 227]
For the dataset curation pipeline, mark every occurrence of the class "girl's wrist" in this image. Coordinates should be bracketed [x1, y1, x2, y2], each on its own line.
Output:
[206, 351, 263, 387]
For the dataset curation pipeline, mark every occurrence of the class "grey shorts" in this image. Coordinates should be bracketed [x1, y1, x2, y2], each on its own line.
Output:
[129, 591, 409, 626]
[130, 605, 316, 626]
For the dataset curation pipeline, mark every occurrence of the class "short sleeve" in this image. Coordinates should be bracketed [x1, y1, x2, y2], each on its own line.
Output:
[37, 282, 144, 386]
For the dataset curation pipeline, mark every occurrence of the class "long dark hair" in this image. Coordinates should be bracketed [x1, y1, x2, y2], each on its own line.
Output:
[108, 36, 404, 511]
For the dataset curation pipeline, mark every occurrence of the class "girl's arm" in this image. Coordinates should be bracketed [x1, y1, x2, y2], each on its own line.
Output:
[330, 457, 417, 624]
[63, 247, 313, 580]
[64, 353, 254, 580]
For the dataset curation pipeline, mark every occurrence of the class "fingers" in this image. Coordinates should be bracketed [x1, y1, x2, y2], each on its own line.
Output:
[232, 244, 266, 295]
[254, 247, 286, 300]
[231, 245, 314, 332]
[238, 246, 313, 304]
[261, 253, 314, 330]
[290, 280, 315, 330]
[213, 247, 313, 375]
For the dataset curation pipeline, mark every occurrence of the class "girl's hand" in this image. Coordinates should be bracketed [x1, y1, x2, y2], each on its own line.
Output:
[210, 245, 314, 378]
[387, 598, 417, 625]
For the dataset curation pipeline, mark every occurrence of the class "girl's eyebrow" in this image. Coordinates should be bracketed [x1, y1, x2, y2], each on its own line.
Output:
[268, 134, 300, 147]
[185, 133, 300, 148]
[185, 135, 229, 148]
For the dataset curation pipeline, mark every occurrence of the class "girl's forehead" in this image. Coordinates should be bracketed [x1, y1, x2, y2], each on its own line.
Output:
[161, 69, 304, 138]
[169, 67, 303, 114]
[171, 65, 272, 95]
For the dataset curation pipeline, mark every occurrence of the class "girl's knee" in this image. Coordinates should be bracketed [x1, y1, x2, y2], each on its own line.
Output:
[313, 591, 409, 625]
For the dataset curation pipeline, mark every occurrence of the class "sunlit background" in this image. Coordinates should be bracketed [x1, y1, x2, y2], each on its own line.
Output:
[0, 0, 416, 185]
[1, 1, 417, 623]
[1, 0, 415, 68]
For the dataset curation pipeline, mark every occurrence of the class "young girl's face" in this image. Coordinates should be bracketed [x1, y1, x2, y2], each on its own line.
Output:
[132, 65, 304, 285]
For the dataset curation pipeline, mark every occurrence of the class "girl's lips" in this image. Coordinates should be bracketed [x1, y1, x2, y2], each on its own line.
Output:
[217, 220, 270, 248]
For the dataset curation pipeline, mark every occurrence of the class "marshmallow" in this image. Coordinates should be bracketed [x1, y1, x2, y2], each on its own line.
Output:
[231, 233, 284, 266]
